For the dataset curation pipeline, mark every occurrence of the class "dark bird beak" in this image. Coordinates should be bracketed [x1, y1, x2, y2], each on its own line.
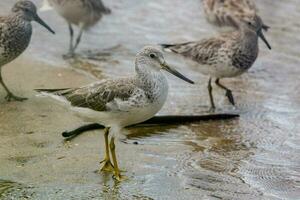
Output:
[258, 29, 271, 50]
[161, 62, 194, 84]
[34, 14, 55, 34]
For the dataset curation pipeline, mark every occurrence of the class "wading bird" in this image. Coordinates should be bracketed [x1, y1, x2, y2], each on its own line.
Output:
[41, 0, 111, 56]
[36, 46, 194, 181]
[0, 0, 55, 101]
[162, 16, 271, 110]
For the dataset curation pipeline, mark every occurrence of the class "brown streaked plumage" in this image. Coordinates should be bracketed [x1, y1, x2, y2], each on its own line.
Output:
[0, 0, 54, 102]
[202, 0, 270, 31]
[36, 46, 194, 181]
[162, 15, 271, 111]
[43, 0, 111, 56]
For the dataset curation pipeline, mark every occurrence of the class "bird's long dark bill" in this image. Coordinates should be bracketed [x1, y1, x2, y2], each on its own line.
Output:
[162, 63, 194, 84]
[258, 30, 271, 50]
[35, 15, 55, 34]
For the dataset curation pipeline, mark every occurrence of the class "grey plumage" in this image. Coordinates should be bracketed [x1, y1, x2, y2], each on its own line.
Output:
[36, 46, 193, 121]
[36, 78, 145, 112]
[48, 0, 110, 28]
[0, 0, 54, 101]
[0, 16, 32, 66]
[162, 15, 271, 110]
[162, 31, 258, 72]
[46, 0, 111, 55]
[84, 0, 111, 19]
[202, 0, 270, 31]
[36, 46, 194, 181]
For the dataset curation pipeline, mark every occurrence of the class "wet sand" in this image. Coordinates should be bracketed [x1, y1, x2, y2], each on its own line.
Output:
[0, 0, 300, 199]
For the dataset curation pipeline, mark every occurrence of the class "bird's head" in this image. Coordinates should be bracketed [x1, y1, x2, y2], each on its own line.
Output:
[136, 46, 194, 84]
[12, 0, 55, 34]
[241, 15, 271, 49]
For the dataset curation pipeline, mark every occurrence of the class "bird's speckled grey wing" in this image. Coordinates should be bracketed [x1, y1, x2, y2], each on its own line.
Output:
[37, 78, 149, 112]
[162, 35, 228, 65]
[0, 17, 8, 42]
[0, 18, 5, 64]
[0, 15, 32, 66]
[0, 16, 5, 25]
[0, 19, 4, 43]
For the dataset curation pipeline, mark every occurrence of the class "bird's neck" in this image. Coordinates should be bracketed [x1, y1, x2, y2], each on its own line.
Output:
[239, 28, 258, 51]
[6, 13, 32, 34]
[135, 61, 168, 99]
[11, 11, 31, 22]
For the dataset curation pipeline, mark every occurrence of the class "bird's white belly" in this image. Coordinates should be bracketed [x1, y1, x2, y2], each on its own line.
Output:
[114, 102, 164, 127]
[103, 95, 166, 127]
[201, 64, 245, 78]
[190, 57, 246, 78]
[71, 93, 167, 129]
[52, 2, 89, 26]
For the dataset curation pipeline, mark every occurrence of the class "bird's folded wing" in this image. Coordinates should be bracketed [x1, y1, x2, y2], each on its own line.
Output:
[36, 78, 149, 112]
[240, 0, 257, 11]
[0, 17, 7, 32]
[163, 37, 227, 65]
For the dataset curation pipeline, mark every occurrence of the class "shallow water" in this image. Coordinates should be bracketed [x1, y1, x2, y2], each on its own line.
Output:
[0, 0, 300, 199]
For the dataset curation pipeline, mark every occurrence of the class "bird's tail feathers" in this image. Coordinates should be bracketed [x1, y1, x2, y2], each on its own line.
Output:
[160, 41, 192, 53]
[160, 44, 176, 49]
[103, 7, 111, 15]
[262, 24, 270, 32]
[160, 43, 178, 53]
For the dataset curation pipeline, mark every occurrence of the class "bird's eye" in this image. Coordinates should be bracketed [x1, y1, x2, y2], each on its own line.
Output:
[247, 22, 252, 26]
[150, 53, 156, 58]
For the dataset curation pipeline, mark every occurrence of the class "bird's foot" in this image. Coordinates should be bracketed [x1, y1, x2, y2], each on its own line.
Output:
[208, 106, 216, 113]
[225, 90, 235, 106]
[113, 173, 128, 182]
[63, 51, 75, 59]
[99, 158, 114, 173]
[5, 93, 27, 102]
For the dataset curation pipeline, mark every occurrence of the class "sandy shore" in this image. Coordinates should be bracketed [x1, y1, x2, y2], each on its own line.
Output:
[0, 57, 205, 199]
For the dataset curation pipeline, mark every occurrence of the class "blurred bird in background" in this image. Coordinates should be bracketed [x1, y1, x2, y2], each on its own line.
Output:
[41, 0, 111, 56]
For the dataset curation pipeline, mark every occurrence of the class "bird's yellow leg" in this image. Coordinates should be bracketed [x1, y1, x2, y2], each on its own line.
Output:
[110, 137, 127, 181]
[99, 127, 114, 173]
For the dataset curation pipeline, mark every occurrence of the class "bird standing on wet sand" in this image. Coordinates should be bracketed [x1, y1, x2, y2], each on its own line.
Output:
[202, 0, 270, 31]
[0, 0, 55, 101]
[35, 46, 194, 181]
[41, 0, 111, 56]
[161, 15, 271, 111]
